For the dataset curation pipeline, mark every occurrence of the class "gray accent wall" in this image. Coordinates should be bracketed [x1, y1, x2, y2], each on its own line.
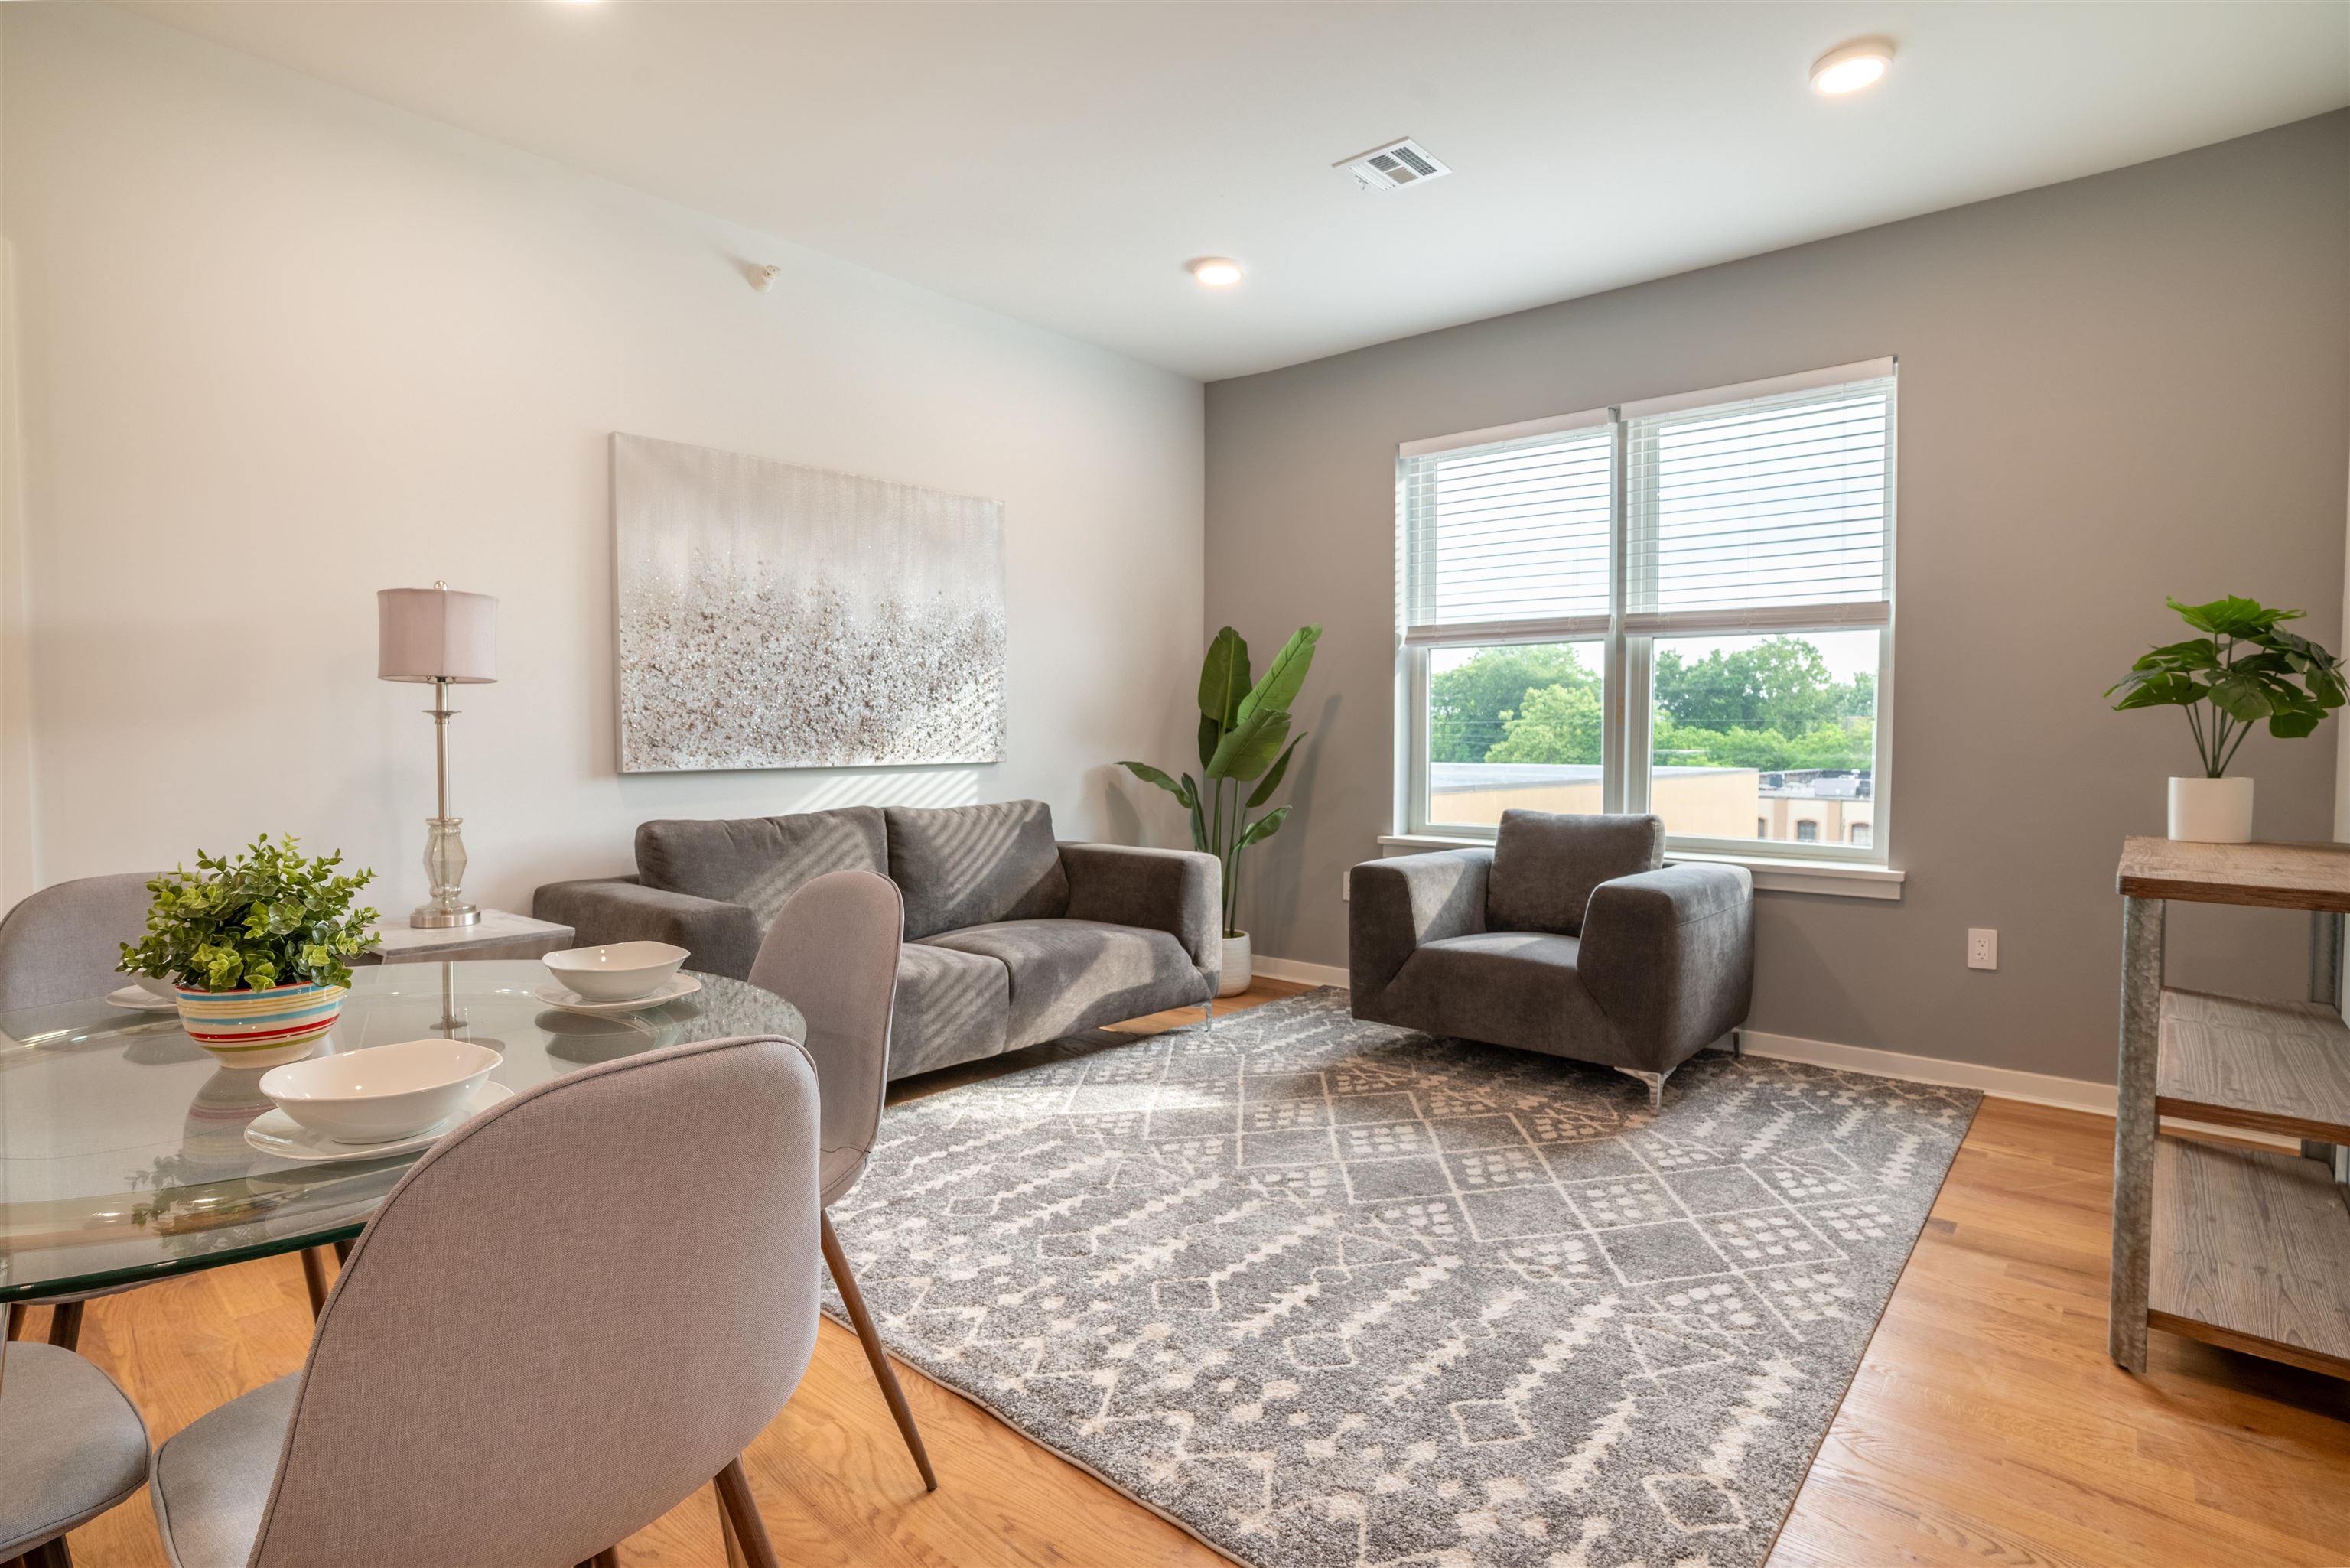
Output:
[1205, 112, 2350, 1085]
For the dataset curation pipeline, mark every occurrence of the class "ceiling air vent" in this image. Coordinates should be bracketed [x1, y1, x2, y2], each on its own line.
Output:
[1336, 137, 1451, 193]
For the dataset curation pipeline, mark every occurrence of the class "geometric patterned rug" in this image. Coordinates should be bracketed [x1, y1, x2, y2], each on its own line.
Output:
[825, 988, 1979, 1568]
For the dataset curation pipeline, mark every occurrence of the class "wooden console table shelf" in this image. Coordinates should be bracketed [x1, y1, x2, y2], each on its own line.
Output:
[2111, 836, 2350, 1380]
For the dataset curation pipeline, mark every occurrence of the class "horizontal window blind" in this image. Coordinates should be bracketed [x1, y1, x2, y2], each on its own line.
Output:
[1622, 375, 1892, 634]
[1401, 424, 1613, 645]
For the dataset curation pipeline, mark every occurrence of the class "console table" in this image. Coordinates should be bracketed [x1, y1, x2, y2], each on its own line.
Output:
[2112, 838, 2350, 1379]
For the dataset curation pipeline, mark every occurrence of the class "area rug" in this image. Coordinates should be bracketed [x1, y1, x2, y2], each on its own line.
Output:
[825, 988, 1979, 1568]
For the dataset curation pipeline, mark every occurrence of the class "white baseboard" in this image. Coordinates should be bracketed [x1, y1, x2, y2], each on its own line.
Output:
[1251, 955, 1350, 989]
[1729, 1028, 2296, 1149]
[1259, 958, 2300, 1152]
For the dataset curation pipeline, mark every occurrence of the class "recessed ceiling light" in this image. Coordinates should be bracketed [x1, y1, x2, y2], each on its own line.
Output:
[1811, 37, 1894, 96]
[1188, 257, 1244, 288]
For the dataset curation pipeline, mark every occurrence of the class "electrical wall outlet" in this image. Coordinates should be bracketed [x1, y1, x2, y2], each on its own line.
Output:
[1341, 869, 1351, 901]
[1967, 928, 1998, 970]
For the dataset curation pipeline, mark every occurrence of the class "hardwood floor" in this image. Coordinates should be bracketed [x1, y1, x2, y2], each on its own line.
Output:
[33, 982, 2350, 1566]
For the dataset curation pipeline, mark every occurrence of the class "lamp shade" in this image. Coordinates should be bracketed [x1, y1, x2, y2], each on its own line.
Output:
[377, 587, 497, 683]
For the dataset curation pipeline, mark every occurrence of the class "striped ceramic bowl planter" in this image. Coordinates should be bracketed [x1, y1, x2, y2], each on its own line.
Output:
[174, 980, 347, 1069]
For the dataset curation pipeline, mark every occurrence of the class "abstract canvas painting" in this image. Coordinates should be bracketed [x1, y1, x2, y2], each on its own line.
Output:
[613, 433, 1006, 771]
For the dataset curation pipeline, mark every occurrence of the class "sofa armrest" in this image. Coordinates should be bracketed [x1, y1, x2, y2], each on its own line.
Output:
[530, 877, 763, 981]
[1059, 843, 1222, 980]
[1577, 864, 1755, 1065]
[1349, 849, 1492, 1010]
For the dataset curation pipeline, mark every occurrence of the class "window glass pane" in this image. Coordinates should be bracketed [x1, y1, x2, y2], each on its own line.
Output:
[1648, 628, 1878, 849]
[1424, 641, 1606, 828]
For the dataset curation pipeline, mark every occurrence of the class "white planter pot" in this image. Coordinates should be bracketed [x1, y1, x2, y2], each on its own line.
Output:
[1218, 932, 1253, 998]
[2168, 776, 2254, 844]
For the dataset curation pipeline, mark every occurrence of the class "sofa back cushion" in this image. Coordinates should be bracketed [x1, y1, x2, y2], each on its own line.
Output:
[1486, 809, 1664, 936]
[885, 800, 1069, 940]
[636, 808, 887, 927]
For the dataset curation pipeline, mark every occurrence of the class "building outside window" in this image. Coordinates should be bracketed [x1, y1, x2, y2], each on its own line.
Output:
[1398, 360, 1893, 864]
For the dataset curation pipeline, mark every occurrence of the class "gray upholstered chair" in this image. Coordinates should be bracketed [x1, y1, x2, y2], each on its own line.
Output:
[1349, 809, 1754, 1108]
[747, 868, 936, 1492]
[148, 1033, 824, 1568]
[0, 873, 163, 1352]
[0, 1342, 151, 1568]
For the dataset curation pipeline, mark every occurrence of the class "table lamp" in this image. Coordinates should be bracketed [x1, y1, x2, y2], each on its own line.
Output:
[378, 583, 497, 928]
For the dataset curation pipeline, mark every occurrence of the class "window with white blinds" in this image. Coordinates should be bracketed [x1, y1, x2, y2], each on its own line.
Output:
[1397, 359, 1896, 861]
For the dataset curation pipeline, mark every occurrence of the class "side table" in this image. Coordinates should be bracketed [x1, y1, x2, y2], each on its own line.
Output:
[358, 909, 576, 967]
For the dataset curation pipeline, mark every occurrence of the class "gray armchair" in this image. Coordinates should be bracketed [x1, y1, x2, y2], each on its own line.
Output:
[1349, 810, 1753, 1107]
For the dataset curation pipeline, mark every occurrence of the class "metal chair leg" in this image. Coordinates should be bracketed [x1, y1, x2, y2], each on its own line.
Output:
[301, 1249, 331, 1317]
[821, 1210, 938, 1491]
[1616, 1066, 1668, 1114]
[713, 1458, 780, 1568]
[45, 1302, 84, 1352]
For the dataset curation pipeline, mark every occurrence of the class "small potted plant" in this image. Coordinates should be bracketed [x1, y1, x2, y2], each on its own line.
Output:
[119, 834, 379, 1069]
[1121, 623, 1319, 996]
[2108, 595, 2345, 843]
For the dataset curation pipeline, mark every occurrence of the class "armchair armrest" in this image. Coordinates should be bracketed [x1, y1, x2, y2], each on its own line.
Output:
[1059, 843, 1222, 980]
[530, 876, 763, 981]
[1577, 864, 1754, 1064]
[1349, 849, 1492, 1011]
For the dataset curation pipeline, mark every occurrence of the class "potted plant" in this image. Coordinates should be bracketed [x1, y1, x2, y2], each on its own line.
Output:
[119, 834, 379, 1069]
[2108, 595, 2345, 844]
[1121, 624, 1320, 996]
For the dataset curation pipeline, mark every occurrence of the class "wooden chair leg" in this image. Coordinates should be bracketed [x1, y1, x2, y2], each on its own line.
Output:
[712, 1458, 779, 1568]
[6, 1301, 24, 1340]
[568, 1551, 617, 1568]
[331, 1238, 353, 1264]
[717, 1495, 747, 1568]
[821, 1209, 938, 1491]
[46, 1302, 84, 1352]
[300, 1248, 334, 1316]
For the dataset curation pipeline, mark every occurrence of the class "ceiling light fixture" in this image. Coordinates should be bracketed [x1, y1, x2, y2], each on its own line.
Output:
[1811, 37, 1894, 96]
[1188, 257, 1244, 288]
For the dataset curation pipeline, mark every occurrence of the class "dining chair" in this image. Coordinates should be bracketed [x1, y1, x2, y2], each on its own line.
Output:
[0, 1342, 152, 1568]
[0, 873, 165, 1352]
[747, 867, 937, 1492]
[148, 1033, 825, 1568]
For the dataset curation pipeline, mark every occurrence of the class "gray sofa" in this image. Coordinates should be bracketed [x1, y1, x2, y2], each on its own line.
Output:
[1349, 809, 1753, 1106]
[534, 800, 1219, 1081]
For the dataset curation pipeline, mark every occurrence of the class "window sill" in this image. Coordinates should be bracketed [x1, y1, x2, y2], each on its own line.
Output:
[1375, 834, 1906, 901]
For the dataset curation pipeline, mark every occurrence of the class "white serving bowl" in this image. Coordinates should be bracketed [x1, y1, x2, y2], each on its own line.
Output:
[259, 1039, 503, 1145]
[543, 940, 689, 1002]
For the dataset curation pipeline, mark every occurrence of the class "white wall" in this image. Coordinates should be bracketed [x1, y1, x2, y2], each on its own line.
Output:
[0, 5, 1204, 918]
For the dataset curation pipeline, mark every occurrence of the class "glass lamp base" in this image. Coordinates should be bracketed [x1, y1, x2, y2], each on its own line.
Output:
[415, 815, 478, 929]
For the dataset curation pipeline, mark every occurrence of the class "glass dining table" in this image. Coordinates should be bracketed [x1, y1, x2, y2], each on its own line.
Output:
[0, 961, 806, 1308]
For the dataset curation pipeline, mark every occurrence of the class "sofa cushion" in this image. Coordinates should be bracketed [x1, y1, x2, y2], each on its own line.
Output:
[888, 942, 1011, 1081]
[1487, 810, 1664, 937]
[885, 801, 1069, 942]
[636, 808, 887, 927]
[1385, 930, 1623, 1065]
[921, 919, 1204, 1046]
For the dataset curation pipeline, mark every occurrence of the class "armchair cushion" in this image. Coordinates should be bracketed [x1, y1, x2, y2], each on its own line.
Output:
[1577, 864, 1756, 1068]
[1487, 810, 1664, 936]
[1384, 931, 1619, 1064]
[885, 801, 1069, 941]
[887, 942, 1011, 1082]
[635, 808, 886, 926]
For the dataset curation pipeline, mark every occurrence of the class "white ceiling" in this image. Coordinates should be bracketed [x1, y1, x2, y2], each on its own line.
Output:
[135, 2, 2350, 381]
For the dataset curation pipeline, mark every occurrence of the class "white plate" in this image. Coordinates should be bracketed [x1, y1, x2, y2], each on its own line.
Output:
[529, 974, 703, 1015]
[244, 1080, 513, 1164]
[105, 984, 180, 1012]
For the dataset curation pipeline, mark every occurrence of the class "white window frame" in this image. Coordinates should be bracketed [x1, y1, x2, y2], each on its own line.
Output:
[1396, 359, 1896, 870]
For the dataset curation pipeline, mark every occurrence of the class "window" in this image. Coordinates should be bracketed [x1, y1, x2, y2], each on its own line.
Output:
[1400, 360, 1893, 863]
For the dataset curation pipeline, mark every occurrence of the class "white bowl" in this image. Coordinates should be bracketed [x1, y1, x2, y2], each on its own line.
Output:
[259, 1039, 503, 1145]
[543, 940, 689, 1002]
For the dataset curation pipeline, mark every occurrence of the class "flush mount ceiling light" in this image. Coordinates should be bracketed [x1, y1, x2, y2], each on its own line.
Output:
[1187, 257, 1245, 288]
[1811, 37, 1894, 96]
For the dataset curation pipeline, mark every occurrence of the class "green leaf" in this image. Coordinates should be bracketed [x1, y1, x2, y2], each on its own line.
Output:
[2111, 672, 2205, 710]
[2170, 595, 2294, 638]
[1206, 708, 1291, 782]
[1197, 627, 1252, 728]
[1235, 805, 1291, 850]
[1236, 624, 1321, 727]
[1118, 760, 1196, 808]
[1182, 773, 1208, 852]
[1246, 734, 1304, 808]
[2207, 673, 2277, 723]
[1197, 712, 1222, 770]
